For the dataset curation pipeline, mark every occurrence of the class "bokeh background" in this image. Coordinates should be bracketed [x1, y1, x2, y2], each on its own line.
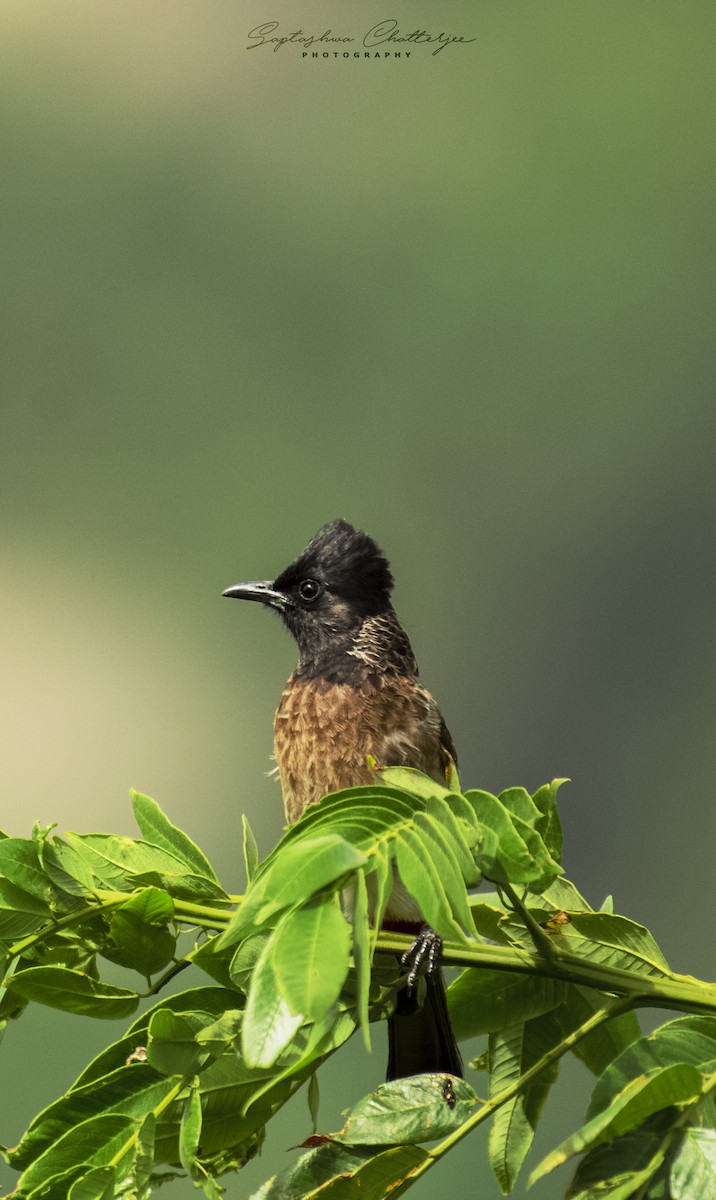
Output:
[1, 1, 714, 1196]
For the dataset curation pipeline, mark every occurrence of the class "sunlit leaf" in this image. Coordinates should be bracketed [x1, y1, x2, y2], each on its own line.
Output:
[243, 814, 259, 884]
[376, 766, 455, 801]
[530, 1063, 704, 1185]
[4, 965, 139, 1019]
[349, 869, 371, 1047]
[557, 911, 671, 977]
[131, 790, 221, 885]
[0, 838, 53, 902]
[335, 1074, 477, 1145]
[67, 1165, 116, 1200]
[671, 1127, 716, 1199]
[15, 1113, 138, 1197]
[394, 827, 466, 943]
[531, 778, 567, 862]
[179, 1085, 203, 1172]
[242, 931, 303, 1068]
[222, 834, 367, 947]
[42, 839, 99, 896]
[7, 1064, 176, 1169]
[271, 897, 351, 1022]
[588, 1015, 716, 1118]
[497, 787, 542, 827]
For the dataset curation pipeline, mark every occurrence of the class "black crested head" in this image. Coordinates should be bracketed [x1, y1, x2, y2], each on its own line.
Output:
[274, 519, 394, 614]
[223, 520, 414, 678]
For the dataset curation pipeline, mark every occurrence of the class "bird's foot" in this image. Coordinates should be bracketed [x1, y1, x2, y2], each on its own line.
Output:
[400, 925, 442, 991]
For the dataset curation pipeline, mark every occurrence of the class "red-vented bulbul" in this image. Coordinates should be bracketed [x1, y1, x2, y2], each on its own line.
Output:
[223, 519, 463, 1080]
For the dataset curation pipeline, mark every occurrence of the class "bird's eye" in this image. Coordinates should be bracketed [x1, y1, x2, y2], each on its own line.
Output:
[298, 579, 322, 602]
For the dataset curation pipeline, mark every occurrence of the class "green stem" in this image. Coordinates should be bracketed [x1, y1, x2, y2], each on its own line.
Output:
[389, 995, 635, 1197]
[8, 894, 127, 958]
[375, 933, 716, 1018]
[7, 890, 233, 963]
[94, 890, 233, 929]
[500, 880, 558, 961]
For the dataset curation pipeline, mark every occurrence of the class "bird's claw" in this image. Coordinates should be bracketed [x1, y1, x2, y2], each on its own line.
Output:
[400, 925, 443, 991]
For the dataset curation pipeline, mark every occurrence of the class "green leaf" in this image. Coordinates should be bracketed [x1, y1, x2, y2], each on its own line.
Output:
[557, 911, 671, 977]
[179, 1085, 203, 1173]
[394, 826, 467, 943]
[4, 966, 139, 1019]
[254, 787, 416, 874]
[588, 1015, 716, 1118]
[67, 1166, 116, 1200]
[71, 986, 236, 1089]
[335, 1074, 478, 1145]
[131, 790, 221, 885]
[229, 931, 271, 992]
[42, 839, 99, 896]
[366, 848, 392, 950]
[7, 1064, 176, 1170]
[133, 1111, 157, 1194]
[307, 1072, 320, 1133]
[153, 1048, 301, 1164]
[221, 834, 367, 947]
[350, 869, 372, 1049]
[425, 796, 479, 873]
[531, 778, 567, 862]
[189, 931, 238, 990]
[536, 874, 592, 913]
[147, 1009, 216, 1077]
[0, 876, 51, 939]
[412, 810, 477, 929]
[242, 931, 303, 1067]
[377, 765, 455, 800]
[196, 1009, 243, 1055]
[243, 814, 259, 884]
[530, 1063, 704, 1185]
[497, 787, 542, 827]
[65, 832, 228, 902]
[566, 1117, 670, 1200]
[487, 1013, 562, 1193]
[15, 1113, 138, 1197]
[553, 985, 642, 1076]
[447, 969, 566, 1039]
[0, 837, 52, 902]
[250, 1142, 430, 1200]
[465, 790, 561, 890]
[670, 1127, 716, 1199]
[271, 897, 351, 1023]
[107, 887, 176, 976]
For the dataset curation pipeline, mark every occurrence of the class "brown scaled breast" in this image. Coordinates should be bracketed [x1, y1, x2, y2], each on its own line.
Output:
[274, 672, 455, 825]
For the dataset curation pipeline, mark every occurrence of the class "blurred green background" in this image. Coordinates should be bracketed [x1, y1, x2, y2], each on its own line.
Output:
[1, 1, 714, 1195]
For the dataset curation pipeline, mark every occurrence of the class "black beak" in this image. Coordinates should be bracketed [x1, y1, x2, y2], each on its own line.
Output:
[222, 580, 292, 610]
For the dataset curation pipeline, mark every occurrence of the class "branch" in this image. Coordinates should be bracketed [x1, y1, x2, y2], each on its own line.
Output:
[387, 995, 637, 1197]
[375, 931, 716, 1018]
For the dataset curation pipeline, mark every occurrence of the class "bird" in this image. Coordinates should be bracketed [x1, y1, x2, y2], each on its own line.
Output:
[223, 519, 463, 1080]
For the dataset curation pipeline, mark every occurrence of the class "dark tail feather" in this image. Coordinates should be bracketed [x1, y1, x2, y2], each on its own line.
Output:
[387, 969, 463, 1080]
